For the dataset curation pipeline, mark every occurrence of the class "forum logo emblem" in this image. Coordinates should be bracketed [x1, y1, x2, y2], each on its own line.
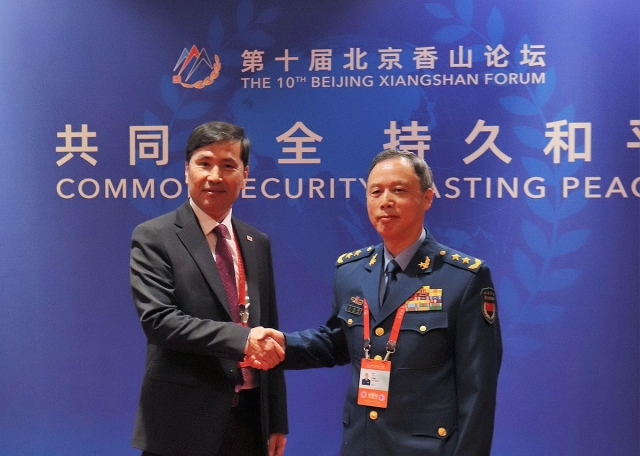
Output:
[173, 45, 221, 89]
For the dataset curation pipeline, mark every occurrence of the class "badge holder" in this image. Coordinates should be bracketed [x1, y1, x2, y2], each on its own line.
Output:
[357, 300, 407, 409]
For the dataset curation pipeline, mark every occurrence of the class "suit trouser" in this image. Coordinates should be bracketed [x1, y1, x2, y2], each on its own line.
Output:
[141, 387, 264, 456]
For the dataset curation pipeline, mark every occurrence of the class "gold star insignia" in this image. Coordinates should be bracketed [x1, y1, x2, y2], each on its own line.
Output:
[367, 247, 373, 251]
[369, 253, 378, 266]
[345, 252, 353, 258]
[418, 256, 431, 270]
[451, 253, 460, 261]
[462, 257, 470, 264]
[354, 250, 362, 256]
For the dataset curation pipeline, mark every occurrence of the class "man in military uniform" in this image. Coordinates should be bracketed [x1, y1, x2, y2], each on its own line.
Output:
[271, 149, 502, 455]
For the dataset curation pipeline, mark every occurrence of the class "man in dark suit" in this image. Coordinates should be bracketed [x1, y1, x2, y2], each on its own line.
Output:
[271, 149, 502, 455]
[130, 121, 288, 456]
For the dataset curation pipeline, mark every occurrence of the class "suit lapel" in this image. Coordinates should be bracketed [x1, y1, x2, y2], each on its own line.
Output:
[174, 201, 233, 320]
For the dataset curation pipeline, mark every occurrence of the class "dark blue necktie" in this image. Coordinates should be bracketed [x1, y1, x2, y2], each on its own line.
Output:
[382, 260, 401, 307]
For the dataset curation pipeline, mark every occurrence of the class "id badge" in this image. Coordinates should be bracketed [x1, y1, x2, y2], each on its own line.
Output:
[357, 358, 391, 408]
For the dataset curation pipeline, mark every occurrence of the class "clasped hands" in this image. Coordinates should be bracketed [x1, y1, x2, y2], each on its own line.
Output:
[244, 327, 286, 370]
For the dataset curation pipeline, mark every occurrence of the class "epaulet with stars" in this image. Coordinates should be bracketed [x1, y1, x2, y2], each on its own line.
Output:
[437, 247, 484, 273]
[335, 246, 375, 266]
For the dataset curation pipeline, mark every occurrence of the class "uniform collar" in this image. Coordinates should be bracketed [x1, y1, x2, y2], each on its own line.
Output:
[383, 228, 426, 271]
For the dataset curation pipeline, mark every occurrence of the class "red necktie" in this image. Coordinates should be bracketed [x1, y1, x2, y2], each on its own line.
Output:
[213, 224, 247, 392]
[213, 224, 240, 322]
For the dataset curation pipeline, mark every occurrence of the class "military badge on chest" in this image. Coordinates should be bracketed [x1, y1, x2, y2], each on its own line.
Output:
[347, 296, 365, 316]
[405, 285, 443, 311]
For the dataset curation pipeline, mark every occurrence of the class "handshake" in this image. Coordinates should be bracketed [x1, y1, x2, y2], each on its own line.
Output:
[243, 327, 286, 370]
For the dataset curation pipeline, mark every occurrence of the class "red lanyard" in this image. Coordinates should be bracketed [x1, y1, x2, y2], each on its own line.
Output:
[362, 299, 408, 361]
[232, 230, 248, 327]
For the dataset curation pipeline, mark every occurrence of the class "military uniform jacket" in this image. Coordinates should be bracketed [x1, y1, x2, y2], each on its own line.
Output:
[283, 230, 502, 456]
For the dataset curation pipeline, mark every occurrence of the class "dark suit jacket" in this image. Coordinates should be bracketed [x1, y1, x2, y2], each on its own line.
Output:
[282, 231, 501, 456]
[130, 200, 287, 456]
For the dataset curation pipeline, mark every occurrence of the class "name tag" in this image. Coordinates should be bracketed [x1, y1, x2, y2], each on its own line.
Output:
[357, 358, 391, 408]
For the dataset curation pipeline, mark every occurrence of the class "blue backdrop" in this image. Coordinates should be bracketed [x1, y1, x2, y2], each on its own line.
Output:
[1, 0, 638, 454]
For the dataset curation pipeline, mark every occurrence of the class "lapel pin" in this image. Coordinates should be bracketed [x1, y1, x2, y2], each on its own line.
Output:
[418, 256, 431, 270]
[369, 253, 378, 267]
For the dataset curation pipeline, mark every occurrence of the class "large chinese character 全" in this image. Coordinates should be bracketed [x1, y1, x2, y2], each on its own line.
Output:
[276, 122, 323, 164]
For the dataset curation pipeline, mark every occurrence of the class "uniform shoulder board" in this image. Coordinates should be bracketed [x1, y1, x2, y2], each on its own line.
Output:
[336, 246, 375, 266]
[437, 247, 484, 273]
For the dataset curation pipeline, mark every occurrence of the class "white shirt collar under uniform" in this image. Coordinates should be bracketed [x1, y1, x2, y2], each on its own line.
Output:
[383, 228, 426, 272]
